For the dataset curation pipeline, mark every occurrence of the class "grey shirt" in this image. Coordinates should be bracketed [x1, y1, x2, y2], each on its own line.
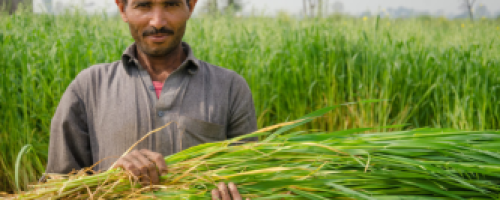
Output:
[45, 42, 257, 174]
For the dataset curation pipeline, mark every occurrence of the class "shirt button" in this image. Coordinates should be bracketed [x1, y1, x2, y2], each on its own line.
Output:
[158, 111, 164, 117]
[149, 86, 155, 90]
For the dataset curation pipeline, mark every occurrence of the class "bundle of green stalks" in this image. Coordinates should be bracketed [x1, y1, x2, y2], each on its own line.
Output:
[14, 112, 500, 199]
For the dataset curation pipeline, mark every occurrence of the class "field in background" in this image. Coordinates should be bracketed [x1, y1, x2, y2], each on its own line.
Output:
[1, 12, 500, 193]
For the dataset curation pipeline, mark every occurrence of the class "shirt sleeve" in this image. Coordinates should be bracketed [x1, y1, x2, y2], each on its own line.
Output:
[227, 74, 258, 142]
[45, 80, 92, 174]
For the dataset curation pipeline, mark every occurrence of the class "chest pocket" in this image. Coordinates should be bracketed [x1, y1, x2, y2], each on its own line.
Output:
[178, 116, 225, 150]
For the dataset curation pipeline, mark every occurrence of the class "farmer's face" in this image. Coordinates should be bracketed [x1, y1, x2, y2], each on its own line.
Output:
[116, 0, 197, 57]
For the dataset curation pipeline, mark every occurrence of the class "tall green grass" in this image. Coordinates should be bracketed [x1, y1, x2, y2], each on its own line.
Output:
[1, 11, 500, 193]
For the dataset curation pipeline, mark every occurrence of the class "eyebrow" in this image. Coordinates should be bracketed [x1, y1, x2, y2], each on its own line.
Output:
[131, 0, 149, 6]
[164, 0, 183, 3]
[132, 0, 183, 6]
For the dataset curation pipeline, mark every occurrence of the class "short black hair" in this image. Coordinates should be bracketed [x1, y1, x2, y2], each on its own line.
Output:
[122, 0, 191, 9]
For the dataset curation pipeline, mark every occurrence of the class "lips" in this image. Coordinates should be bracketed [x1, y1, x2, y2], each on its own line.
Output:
[146, 34, 169, 43]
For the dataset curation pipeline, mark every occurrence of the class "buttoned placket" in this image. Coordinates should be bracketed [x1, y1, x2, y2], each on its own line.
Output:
[131, 58, 193, 155]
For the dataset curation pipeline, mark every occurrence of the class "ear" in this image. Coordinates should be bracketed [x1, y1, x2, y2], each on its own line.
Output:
[188, 0, 198, 15]
[115, 0, 129, 22]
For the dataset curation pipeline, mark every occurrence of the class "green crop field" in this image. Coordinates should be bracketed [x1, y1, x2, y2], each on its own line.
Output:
[1, 10, 500, 193]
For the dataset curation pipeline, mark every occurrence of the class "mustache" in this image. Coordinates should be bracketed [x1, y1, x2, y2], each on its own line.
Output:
[143, 27, 174, 36]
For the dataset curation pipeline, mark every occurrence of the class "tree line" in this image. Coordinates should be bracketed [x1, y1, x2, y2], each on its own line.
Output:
[0, 0, 31, 14]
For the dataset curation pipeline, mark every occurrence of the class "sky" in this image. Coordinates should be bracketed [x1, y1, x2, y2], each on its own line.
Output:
[227, 0, 500, 16]
[33, 0, 500, 16]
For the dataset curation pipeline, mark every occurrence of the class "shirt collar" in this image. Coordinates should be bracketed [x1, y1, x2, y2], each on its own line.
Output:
[121, 42, 200, 75]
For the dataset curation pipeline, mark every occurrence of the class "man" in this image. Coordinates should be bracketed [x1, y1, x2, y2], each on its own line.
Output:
[45, 0, 256, 199]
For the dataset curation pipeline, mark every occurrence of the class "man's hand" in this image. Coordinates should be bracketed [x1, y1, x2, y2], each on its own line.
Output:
[211, 182, 250, 200]
[113, 149, 167, 186]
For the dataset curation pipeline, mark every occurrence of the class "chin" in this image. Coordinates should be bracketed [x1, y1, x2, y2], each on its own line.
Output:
[138, 41, 178, 57]
[146, 48, 171, 57]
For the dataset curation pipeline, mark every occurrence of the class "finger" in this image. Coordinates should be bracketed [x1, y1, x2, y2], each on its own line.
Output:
[217, 182, 231, 200]
[116, 158, 140, 177]
[137, 150, 160, 184]
[147, 162, 160, 185]
[228, 182, 243, 200]
[212, 189, 221, 200]
[141, 150, 168, 175]
[133, 162, 150, 185]
[114, 158, 140, 183]
[127, 152, 151, 184]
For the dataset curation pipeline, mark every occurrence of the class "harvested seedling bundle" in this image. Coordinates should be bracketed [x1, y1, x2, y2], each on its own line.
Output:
[14, 113, 500, 199]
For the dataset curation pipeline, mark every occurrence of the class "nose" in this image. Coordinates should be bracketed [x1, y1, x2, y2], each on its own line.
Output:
[149, 7, 167, 29]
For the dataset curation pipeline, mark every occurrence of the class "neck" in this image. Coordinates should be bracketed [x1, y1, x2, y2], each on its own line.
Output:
[136, 43, 187, 83]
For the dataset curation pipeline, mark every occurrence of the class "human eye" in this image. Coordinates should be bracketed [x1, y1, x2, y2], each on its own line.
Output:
[165, 2, 180, 7]
[136, 2, 151, 8]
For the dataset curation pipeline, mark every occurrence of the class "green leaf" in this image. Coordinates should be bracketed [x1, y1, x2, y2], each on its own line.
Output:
[327, 182, 377, 200]
[399, 180, 467, 200]
[298, 106, 341, 119]
[15, 144, 33, 192]
[262, 118, 314, 142]
[288, 128, 374, 142]
[288, 188, 330, 200]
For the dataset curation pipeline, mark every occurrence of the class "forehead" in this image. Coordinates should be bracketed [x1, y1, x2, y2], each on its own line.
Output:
[128, 0, 185, 3]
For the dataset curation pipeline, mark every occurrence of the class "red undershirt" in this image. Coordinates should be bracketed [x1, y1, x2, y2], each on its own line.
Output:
[152, 81, 163, 99]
